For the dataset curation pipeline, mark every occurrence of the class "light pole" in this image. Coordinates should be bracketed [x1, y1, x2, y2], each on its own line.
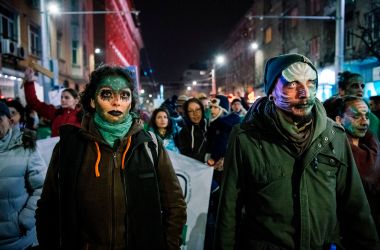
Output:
[211, 54, 226, 95]
[40, 1, 139, 102]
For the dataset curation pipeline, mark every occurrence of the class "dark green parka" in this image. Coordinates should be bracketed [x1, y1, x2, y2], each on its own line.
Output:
[36, 114, 187, 250]
[215, 97, 379, 250]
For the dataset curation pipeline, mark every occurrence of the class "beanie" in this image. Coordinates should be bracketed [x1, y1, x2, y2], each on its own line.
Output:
[264, 53, 318, 95]
[0, 102, 11, 119]
[210, 95, 229, 113]
[231, 98, 242, 105]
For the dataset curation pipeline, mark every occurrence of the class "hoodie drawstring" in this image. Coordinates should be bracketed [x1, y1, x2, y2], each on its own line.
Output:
[121, 136, 132, 170]
[93, 136, 132, 177]
[94, 142, 101, 177]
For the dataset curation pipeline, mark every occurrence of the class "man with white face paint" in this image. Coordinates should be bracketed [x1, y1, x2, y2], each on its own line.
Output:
[215, 54, 379, 250]
[36, 65, 186, 250]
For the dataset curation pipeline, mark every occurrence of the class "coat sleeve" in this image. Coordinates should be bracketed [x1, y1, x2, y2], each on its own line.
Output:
[336, 135, 380, 249]
[157, 143, 187, 250]
[214, 126, 243, 250]
[18, 147, 47, 231]
[24, 81, 58, 120]
[35, 144, 61, 249]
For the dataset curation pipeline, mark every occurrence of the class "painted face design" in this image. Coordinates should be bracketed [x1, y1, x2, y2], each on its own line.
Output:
[272, 62, 317, 118]
[341, 100, 369, 138]
[344, 76, 365, 97]
[91, 76, 132, 124]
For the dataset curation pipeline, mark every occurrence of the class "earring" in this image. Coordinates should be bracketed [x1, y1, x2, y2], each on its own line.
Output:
[268, 95, 274, 101]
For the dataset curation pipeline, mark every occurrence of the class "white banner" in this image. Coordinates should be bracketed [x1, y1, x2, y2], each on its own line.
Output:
[37, 137, 213, 250]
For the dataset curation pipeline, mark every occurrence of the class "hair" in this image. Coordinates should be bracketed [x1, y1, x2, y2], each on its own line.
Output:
[325, 95, 367, 120]
[337, 71, 362, 90]
[80, 65, 137, 113]
[369, 95, 380, 103]
[62, 88, 79, 99]
[5, 99, 25, 124]
[148, 107, 174, 137]
[182, 97, 205, 122]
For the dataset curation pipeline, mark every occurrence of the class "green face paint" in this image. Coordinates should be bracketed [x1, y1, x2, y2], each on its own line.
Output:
[96, 75, 129, 94]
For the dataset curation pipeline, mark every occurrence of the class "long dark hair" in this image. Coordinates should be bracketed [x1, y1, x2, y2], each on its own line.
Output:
[80, 65, 137, 113]
[148, 107, 175, 137]
[337, 71, 362, 90]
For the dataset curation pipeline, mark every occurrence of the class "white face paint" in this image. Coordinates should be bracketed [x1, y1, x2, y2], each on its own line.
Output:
[282, 62, 317, 84]
[271, 62, 317, 118]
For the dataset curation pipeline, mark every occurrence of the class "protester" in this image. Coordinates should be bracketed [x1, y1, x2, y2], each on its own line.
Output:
[204, 95, 240, 250]
[5, 98, 25, 129]
[177, 97, 208, 162]
[215, 53, 379, 249]
[23, 67, 82, 137]
[197, 92, 211, 121]
[332, 96, 380, 234]
[148, 107, 180, 153]
[370, 95, 380, 119]
[0, 102, 46, 250]
[334, 71, 380, 139]
[36, 65, 186, 249]
[230, 98, 247, 120]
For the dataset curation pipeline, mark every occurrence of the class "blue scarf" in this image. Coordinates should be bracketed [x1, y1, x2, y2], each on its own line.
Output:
[94, 113, 133, 147]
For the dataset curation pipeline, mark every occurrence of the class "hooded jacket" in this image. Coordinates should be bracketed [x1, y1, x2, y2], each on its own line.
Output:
[36, 114, 186, 250]
[215, 97, 379, 250]
[0, 127, 46, 250]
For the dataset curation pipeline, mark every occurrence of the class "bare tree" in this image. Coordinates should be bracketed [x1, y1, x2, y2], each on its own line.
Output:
[350, 1, 380, 63]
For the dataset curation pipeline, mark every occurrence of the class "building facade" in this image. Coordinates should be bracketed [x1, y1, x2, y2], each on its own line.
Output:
[217, 0, 380, 100]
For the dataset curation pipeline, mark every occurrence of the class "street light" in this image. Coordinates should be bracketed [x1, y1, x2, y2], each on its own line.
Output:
[211, 54, 226, 95]
[250, 42, 258, 50]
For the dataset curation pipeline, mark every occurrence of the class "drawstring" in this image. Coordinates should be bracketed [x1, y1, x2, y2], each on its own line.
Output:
[121, 136, 132, 170]
[94, 142, 101, 177]
[191, 125, 195, 149]
[93, 136, 132, 177]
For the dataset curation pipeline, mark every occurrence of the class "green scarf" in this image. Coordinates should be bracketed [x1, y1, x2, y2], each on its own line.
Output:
[94, 112, 133, 147]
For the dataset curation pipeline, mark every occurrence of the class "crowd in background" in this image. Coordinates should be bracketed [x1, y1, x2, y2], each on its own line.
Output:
[1, 63, 380, 249]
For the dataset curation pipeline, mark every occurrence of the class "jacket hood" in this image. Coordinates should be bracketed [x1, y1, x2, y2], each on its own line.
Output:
[242, 97, 327, 144]
[0, 127, 23, 152]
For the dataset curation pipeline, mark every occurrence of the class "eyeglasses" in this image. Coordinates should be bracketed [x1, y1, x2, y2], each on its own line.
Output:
[187, 108, 202, 115]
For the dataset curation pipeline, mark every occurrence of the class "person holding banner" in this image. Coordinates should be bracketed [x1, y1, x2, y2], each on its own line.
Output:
[23, 67, 83, 137]
[177, 97, 208, 162]
[215, 54, 379, 249]
[36, 65, 186, 250]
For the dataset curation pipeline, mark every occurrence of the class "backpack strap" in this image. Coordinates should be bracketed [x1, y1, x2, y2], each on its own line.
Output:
[144, 131, 159, 167]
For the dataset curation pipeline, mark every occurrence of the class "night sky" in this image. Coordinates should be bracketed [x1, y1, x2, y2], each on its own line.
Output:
[134, 0, 254, 83]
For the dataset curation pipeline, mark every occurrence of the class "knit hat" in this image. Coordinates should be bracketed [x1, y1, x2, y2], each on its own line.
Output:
[231, 98, 242, 105]
[0, 102, 11, 118]
[264, 53, 318, 95]
[210, 95, 229, 113]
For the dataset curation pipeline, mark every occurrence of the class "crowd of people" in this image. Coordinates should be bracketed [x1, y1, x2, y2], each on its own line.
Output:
[0, 53, 380, 250]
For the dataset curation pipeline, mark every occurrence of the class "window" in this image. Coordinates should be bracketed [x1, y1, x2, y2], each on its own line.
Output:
[264, 26, 272, 44]
[310, 0, 321, 15]
[290, 7, 299, 27]
[345, 28, 353, 48]
[365, 11, 380, 40]
[29, 24, 41, 56]
[309, 36, 320, 59]
[72, 40, 78, 65]
[57, 32, 63, 59]
[0, 6, 18, 41]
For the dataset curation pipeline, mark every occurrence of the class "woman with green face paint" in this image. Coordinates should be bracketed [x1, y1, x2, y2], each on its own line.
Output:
[36, 65, 187, 250]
